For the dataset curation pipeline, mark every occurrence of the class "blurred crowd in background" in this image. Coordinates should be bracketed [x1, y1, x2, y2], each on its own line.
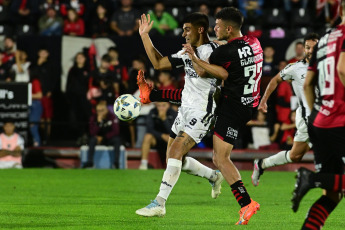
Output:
[0, 0, 342, 155]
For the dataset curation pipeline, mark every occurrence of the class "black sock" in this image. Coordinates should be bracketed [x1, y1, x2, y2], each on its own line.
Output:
[230, 180, 251, 208]
[149, 89, 182, 104]
[312, 173, 345, 192]
[302, 195, 338, 230]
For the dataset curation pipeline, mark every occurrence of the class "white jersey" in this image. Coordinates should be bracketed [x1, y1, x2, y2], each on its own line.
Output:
[280, 60, 310, 120]
[168, 42, 221, 113]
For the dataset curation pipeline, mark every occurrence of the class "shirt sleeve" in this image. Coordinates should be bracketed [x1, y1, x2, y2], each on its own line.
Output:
[280, 63, 295, 81]
[308, 45, 318, 72]
[17, 134, 24, 150]
[168, 50, 184, 69]
[209, 46, 231, 70]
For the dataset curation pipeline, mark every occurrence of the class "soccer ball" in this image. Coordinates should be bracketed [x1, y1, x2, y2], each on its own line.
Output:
[114, 94, 141, 121]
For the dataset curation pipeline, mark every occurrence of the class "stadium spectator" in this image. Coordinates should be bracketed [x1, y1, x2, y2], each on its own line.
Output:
[238, 0, 264, 24]
[66, 52, 91, 138]
[30, 48, 56, 140]
[276, 110, 296, 150]
[139, 102, 177, 170]
[92, 54, 118, 105]
[262, 46, 276, 78]
[127, 56, 148, 94]
[199, 3, 216, 35]
[60, 0, 85, 17]
[39, 0, 60, 15]
[157, 71, 175, 90]
[10, 0, 39, 25]
[317, 0, 341, 26]
[284, 0, 308, 12]
[0, 51, 11, 82]
[38, 7, 63, 36]
[63, 8, 85, 36]
[0, 120, 24, 169]
[110, 0, 140, 36]
[82, 101, 120, 168]
[90, 4, 110, 38]
[2, 37, 16, 67]
[275, 79, 293, 123]
[107, 47, 129, 93]
[288, 41, 304, 63]
[246, 111, 279, 150]
[148, 1, 178, 36]
[0, 0, 11, 24]
[29, 76, 43, 147]
[12, 50, 30, 82]
[261, 46, 276, 94]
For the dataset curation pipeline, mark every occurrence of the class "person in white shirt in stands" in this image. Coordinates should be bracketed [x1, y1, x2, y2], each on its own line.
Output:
[0, 120, 24, 169]
[12, 50, 31, 82]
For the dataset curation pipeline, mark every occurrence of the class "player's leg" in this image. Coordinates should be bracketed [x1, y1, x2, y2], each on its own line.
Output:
[252, 114, 312, 186]
[293, 126, 345, 229]
[136, 131, 195, 217]
[301, 190, 341, 229]
[252, 141, 310, 186]
[139, 133, 157, 170]
[137, 70, 182, 104]
[212, 135, 260, 225]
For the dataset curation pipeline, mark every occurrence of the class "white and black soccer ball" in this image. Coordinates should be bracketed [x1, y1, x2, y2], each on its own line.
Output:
[114, 94, 141, 121]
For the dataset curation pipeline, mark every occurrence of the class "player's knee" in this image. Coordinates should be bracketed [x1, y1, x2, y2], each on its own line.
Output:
[290, 153, 303, 162]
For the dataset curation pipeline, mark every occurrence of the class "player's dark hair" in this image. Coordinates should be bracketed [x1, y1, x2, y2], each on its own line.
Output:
[183, 12, 209, 33]
[108, 46, 118, 53]
[215, 7, 244, 30]
[303, 33, 319, 44]
[101, 54, 111, 63]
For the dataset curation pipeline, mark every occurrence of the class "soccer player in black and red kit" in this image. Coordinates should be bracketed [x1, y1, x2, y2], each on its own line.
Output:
[138, 7, 262, 225]
[291, 1, 345, 229]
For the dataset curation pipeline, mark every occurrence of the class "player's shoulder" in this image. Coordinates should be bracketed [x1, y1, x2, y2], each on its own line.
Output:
[199, 42, 219, 52]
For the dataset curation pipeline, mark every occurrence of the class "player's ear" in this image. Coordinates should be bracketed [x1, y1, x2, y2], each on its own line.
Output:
[226, 25, 232, 34]
[198, 26, 204, 34]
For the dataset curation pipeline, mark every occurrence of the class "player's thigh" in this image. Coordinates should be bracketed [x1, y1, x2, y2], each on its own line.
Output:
[294, 111, 312, 148]
[167, 131, 196, 160]
[310, 126, 345, 174]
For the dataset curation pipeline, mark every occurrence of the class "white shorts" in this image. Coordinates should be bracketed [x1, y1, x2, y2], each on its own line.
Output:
[171, 106, 214, 144]
[0, 161, 22, 169]
[294, 107, 312, 148]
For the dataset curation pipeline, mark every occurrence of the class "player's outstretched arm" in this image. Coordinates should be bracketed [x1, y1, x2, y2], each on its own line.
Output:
[304, 70, 316, 111]
[139, 14, 172, 70]
[183, 44, 228, 80]
[258, 73, 283, 113]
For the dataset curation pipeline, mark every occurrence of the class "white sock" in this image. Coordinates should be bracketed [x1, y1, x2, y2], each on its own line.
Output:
[141, 159, 148, 166]
[156, 158, 182, 207]
[182, 157, 217, 182]
[262, 150, 292, 169]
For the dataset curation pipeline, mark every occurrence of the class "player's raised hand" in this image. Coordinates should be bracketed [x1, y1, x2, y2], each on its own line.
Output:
[182, 43, 197, 60]
[258, 101, 268, 113]
[139, 14, 154, 36]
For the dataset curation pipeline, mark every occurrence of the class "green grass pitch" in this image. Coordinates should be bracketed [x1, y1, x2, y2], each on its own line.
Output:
[0, 169, 344, 229]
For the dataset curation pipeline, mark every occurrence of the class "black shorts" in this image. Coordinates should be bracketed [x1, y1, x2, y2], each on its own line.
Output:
[213, 97, 255, 145]
[308, 123, 345, 174]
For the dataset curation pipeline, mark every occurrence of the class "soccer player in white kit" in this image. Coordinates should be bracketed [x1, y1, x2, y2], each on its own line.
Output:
[135, 13, 223, 217]
[251, 33, 319, 186]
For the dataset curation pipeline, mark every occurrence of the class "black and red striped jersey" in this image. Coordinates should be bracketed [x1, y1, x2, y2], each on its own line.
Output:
[308, 24, 345, 128]
[209, 35, 263, 108]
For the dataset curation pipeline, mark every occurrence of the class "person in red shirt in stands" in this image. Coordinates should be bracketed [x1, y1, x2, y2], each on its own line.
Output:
[288, 42, 304, 63]
[63, 8, 85, 36]
[29, 76, 43, 146]
[157, 71, 175, 90]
